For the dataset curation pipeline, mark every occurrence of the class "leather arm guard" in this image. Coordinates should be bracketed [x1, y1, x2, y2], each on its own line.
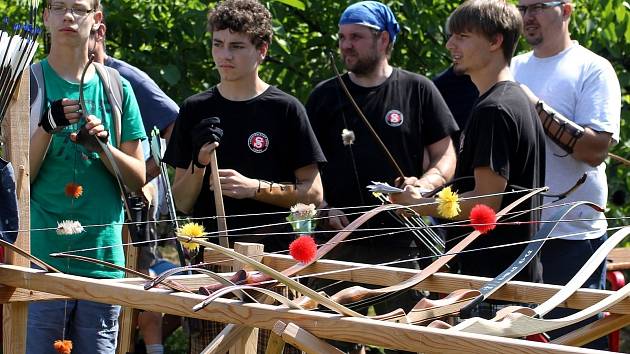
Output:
[254, 180, 299, 208]
[535, 101, 585, 154]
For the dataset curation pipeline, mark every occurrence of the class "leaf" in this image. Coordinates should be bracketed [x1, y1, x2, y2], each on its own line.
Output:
[160, 64, 181, 86]
[272, 0, 305, 11]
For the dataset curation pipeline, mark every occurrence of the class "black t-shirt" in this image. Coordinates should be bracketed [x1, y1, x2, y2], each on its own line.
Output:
[451, 81, 545, 282]
[433, 66, 479, 148]
[306, 68, 458, 247]
[163, 86, 326, 246]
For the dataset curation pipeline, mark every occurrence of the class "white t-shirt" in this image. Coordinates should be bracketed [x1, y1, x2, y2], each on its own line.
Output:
[512, 41, 621, 240]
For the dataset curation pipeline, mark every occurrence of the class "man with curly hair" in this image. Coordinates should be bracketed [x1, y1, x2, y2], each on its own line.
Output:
[163, 0, 325, 352]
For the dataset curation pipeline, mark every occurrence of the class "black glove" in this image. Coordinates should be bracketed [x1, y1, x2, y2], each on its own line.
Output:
[74, 123, 109, 153]
[38, 99, 71, 133]
[191, 117, 223, 168]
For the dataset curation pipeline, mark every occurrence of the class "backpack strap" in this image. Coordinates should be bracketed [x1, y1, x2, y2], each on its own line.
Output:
[29, 62, 46, 138]
[93, 62, 123, 147]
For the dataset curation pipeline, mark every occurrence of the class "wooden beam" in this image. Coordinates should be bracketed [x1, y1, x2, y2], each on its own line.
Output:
[0, 288, 67, 303]
[1, 71, 30, 354]
[550, 314, 630, 347]
[262, 254, 630, 314]
[0, 265, 612, 354]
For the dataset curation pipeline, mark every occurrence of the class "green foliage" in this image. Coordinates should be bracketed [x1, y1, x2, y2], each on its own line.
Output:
[4, 0, 630, 240]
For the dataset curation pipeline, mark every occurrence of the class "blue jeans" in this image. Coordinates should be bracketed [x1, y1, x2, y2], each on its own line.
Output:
[541, 233, 608, 349]
[0, 158, 18, 243]
[27, 299, 121, 354]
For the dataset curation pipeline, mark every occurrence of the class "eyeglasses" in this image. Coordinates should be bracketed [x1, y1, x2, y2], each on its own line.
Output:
[47, 4, 96, 18]
[516, 1, 564, 16]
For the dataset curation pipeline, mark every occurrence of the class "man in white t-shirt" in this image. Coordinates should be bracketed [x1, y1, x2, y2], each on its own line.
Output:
[511, 0, 620, 348]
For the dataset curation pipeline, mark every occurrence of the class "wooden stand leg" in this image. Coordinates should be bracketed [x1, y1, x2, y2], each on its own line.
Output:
[273, 321, 343, 354]
[265, 321, 287, 354]
[2, 72, 30, 354]
[201, 242, 263, 354]
[117, 226, 139, 354]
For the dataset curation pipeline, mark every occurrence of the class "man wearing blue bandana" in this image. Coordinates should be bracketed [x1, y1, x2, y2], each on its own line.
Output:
[306, 2, 458, 353]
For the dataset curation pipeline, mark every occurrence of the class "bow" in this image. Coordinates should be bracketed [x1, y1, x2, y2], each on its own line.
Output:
[327, 51, 405, 179]
[77, 54, 134, 221]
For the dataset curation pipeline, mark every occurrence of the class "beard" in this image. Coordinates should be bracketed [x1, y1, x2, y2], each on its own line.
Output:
[343, 52, 380, 75]
[525, 33, 543, 46]
[341, 39, 381, 76]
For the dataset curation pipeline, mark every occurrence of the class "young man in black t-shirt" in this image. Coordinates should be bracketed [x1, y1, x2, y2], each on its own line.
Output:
[163, 1, 325, 352]
[392, 0, 545, 284]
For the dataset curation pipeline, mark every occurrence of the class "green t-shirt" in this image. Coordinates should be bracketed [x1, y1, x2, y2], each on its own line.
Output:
[31, 59, 146, 278]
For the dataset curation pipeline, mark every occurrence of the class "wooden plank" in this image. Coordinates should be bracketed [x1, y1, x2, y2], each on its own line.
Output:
[279, 322, 344, 354]
[607, 247, 630, 271]
[550, 314, 630, 347]
[0, 288, 67, 303]
[263, 254, 630, 315]
[1, 70, 30, 354]
[0, 265, 612, 354]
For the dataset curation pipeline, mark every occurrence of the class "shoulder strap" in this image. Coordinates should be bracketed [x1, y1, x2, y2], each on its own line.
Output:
[29, 62, 46, 137]
[93, 62, 123, 147]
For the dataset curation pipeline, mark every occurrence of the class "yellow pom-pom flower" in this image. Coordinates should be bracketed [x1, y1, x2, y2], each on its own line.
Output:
[436, 186, 460, 219]
[177, 222, 205, 252]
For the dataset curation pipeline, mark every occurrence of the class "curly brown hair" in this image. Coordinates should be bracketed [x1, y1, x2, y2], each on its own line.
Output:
[207, 0, 273, 48]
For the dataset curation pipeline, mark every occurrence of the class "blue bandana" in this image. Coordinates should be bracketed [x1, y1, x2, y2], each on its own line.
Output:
[339, 1, 401, 43]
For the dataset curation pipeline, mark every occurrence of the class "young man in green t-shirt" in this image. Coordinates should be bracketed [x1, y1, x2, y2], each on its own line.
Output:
[27, 0, 146, 352]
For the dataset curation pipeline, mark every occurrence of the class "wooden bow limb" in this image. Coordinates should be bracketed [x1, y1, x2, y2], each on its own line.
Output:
[0, 238, 60, 273]
[144, 266, 243, 292]
[192, 285, 304, 312]
[431, 225, 630, 332]
[78, 55, 134, 222]
[321, 187, 548, 307]
[458, 200, 604, 318]
[178, 235, 365, 318]
[452, 281, 630, 337]
[199, 204, 400, 354]
[327, 52, 405, 179]
[608, 152, 630, 167]
[50, 252, 193, 293]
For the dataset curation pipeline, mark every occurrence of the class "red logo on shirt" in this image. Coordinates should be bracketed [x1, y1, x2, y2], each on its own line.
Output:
[248, 132, 269, 153]
[385, 110, 404, 127]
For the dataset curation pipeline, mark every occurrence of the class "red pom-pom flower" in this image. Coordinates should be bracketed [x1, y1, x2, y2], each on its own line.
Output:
[289, 235, 317, 264]
[54, 339, 73, 354]
[469, 204, 497, 234]
[64, 182, 83, 199]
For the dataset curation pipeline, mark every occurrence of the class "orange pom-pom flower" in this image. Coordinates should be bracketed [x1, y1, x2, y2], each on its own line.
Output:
[470, 204, 497, 234]
[289, 235, 317, 264]
[64, 182, 83, 199]
[54, 339, 73, 354]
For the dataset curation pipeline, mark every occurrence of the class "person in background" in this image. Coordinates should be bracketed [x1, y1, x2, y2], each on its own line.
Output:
[91, 13, 179, 354]
[512, 0, 621, 348]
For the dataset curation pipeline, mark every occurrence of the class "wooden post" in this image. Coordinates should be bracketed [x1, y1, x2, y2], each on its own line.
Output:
[1, 71, 30, 354]
[264, 321, 286, 354]
[117, 227, 139, 354]
[200, 242, 263, 354]
[229, 242, 261, 354]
